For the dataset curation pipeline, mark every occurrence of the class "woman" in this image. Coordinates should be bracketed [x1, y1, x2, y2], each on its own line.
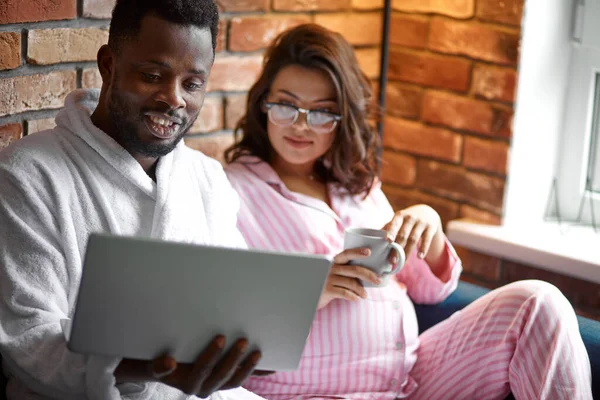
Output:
[224, 24, 591, 400]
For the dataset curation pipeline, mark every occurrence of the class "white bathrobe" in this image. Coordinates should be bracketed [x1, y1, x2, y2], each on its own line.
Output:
[0, 89, 263, 400]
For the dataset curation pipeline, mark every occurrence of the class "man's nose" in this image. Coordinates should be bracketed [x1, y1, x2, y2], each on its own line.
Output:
[154, 80, 186, 110]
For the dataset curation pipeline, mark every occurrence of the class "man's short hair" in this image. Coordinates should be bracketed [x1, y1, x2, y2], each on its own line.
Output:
[108, 0, 219, 54]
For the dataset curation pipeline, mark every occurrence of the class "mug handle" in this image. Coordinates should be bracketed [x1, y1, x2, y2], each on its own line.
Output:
[382, 242, 406, 276]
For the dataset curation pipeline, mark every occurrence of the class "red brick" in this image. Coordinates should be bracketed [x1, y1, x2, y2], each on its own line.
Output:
[477, 0, 524, 26]
[82, 0, 115, 19]
[355, 48, 381, 79]
[0, 32, 21, 71]
[384, 117, 462, 162]
[459, 204, 501, 225]
[392, 0, 475, 19]
[185, 133, 235, 164]
[27, 118, 56, 134]
[0, 0, 76, 24]
[504, 261, 600, 314]
[216, 20, 227, 53]
[381, 150, 416, 186]
[353, 0, 383, 9]
[82, 68, 102, 89]
[472, 64, 517, 103]
[463, 137, 509, 175]
[225, 94, 248, 130]
[207, 55, 263, 92]
[388, 49, 471, 92]
[0, 123, 22, 151]
[229, 16, 311, 52]
[216, 0, 269, 12]
[389, 14, 429, 49]
[417, 159, 505, 212]
[315, 13, 382, 46]
[28, 28, 108, 65]
[421, 90, 512, 138]
[0, 70, 77, 117]
[274, 0, 350, 11]
[382, 184, 459, 227]
[385, 82, 421, 119]
[429, 17, 520, 65]
[189, 96, 224, 134]
[455, 246, 502, 281]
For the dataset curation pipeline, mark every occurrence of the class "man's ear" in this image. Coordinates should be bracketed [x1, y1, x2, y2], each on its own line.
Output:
[97, 44, 115, 83]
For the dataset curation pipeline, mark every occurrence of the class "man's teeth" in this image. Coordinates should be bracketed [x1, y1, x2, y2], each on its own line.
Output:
[149, 116, 175, 127]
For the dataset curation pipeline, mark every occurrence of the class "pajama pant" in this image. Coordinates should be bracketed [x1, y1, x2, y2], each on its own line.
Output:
[408, 280, 592, 400]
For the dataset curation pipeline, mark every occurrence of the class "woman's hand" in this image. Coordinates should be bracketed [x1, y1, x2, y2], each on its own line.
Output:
[382, 204, 448, 279]
[317, 247, 382, 310]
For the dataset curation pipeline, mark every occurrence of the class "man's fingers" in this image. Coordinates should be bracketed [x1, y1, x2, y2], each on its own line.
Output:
[330, 264, 381, 285]
[180, 335, 225, 394]
[199, 338, 249, 395]
[333, 247, 371, 264]
[221, 351, 262, 390]
[151, 355, 178, 380]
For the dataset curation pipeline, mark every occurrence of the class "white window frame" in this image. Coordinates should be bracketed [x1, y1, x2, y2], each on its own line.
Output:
[502, 0, 576, 227]
[554, 0, 600, 226]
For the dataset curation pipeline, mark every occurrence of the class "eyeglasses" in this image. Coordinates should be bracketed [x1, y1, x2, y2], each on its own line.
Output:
[264, 102, 342, 134]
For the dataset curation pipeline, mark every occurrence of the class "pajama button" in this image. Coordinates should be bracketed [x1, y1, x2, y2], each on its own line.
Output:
[390, 379, 398, 386]
[395, 342, 402, 350]
[392, 301, 400, 309]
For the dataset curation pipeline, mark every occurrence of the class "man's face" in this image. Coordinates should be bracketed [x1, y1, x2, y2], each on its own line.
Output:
[104, 15, 213, 158]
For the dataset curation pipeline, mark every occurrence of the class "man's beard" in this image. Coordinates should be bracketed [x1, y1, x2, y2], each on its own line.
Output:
[108, 89, 195, 158]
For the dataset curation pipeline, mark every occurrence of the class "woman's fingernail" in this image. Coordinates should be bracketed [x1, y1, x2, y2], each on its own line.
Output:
[361, 248, 370, 255]
[392, 255, 399, 264]
[215, 335, 225, 348]
[418, 252, 425, 259]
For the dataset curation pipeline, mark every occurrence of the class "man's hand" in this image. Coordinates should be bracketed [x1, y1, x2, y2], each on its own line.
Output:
[317, 247, 382, 310]
[115, 335, 261, 398]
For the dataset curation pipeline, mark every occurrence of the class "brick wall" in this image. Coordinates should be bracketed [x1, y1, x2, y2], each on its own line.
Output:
[0, 0, 383, 162]
[381, 0, 522, 228]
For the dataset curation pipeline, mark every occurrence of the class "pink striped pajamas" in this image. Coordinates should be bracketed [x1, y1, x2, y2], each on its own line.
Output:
[225, 157, 592, 400]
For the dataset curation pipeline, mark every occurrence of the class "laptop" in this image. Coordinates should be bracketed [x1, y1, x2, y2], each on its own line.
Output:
[66, 233, 331, 371]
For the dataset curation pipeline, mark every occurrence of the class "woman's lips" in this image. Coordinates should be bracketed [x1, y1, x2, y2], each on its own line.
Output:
[284, 136, 312, 149]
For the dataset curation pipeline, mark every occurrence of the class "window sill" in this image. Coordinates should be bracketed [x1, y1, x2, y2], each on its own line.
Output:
[446, 220, 600, 284]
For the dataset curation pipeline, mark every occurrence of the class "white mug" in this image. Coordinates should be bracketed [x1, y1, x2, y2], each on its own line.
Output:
[343, 228, 406, 287]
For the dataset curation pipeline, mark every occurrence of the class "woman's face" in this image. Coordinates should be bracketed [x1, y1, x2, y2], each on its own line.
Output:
[265, 65, 339, 171]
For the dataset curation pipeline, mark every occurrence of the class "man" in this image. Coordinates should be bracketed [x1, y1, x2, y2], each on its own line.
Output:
[0, 0, 264, 398]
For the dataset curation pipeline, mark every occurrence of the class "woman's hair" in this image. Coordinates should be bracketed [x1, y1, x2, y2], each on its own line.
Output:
[224, 23, 381, 196]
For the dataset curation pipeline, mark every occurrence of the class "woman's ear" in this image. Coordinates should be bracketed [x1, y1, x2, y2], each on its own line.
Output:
[96, 45, 115, 84]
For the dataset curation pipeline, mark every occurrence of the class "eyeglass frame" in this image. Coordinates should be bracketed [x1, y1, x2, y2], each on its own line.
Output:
[263, 101, 342, 134]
